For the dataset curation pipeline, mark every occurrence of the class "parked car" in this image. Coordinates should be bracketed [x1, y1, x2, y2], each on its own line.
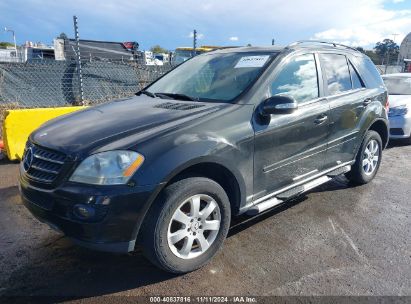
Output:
[382, 73, 411, 142]
[20, 41, 389, 273]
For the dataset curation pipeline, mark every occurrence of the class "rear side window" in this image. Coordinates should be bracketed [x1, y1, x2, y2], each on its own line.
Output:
[320, 54, 352, 95]
[349, 62, 365, 89]
[352, 56, 384, 89]
[270, 54, 319, 103]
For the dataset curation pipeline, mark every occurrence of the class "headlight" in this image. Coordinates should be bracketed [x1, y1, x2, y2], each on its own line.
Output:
[69, 151, 144, 185]
[388, 105, 408, 117]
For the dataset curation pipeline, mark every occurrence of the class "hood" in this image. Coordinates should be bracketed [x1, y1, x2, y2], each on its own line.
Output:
[389, 95, 411, 108]
[31, 95, 224, 156]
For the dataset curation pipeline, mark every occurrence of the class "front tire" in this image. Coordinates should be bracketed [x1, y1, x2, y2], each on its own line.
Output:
[140, 177, 231, 274]
[346, 130, 382, 185]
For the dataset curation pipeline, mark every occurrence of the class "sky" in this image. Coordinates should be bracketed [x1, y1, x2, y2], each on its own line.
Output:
[1, 0, 411, 50]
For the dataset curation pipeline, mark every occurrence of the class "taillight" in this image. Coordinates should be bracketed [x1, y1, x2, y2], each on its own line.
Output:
[385, 96, 389, 112]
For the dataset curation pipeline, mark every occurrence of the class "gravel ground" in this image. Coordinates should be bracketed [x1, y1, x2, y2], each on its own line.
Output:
[0, 141, 410, 301]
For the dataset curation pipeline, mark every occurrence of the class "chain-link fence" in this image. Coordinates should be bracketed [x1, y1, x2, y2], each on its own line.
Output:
[0, 58, 174, 137]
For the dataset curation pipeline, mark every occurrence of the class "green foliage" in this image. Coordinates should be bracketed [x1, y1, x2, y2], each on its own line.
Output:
[150, 45, 168, 54]
[374, 39, 399, 65]
[0, 41, 14, 48]
[355, 46, 365, 53]
[364, 50, 380, 65]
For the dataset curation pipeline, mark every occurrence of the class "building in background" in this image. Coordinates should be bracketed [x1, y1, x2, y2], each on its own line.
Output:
[0, 47, 22, 63]
[23, 41, 55, 61]
[0, 42, 54, 63]
[399, 32, 411, 72]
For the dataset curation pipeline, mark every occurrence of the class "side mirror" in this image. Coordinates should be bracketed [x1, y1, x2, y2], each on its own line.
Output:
[260, 95, 298, 115]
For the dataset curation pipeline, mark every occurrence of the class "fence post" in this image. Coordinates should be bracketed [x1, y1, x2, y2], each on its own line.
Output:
[73, 15, 84, 105]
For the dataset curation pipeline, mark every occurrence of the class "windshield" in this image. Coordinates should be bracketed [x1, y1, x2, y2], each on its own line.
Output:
[172, 50, 209, 64]
[383, 77, 411, 95]
[173, 50, 193, 64]
[148, 52, 274, 102]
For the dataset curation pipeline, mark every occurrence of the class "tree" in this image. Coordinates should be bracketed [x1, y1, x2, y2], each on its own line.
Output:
[364, 50, 380, 65]
[374, 39, 399, 65]
[0, 41, 14, 48]
[355, 46, 365, 53]
[58, 32, 68, 40]
[150, 45, 168, 54]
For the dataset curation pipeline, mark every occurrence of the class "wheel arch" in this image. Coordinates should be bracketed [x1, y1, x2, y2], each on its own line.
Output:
[132, 158, 245, 247]
[368, 118, 389, 149]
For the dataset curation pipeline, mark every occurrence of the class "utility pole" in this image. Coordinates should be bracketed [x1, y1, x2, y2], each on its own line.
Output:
[391, 33, 400, 65]
[385, 51, 390, 74]
[193, 29, 197, 57]
[73, 15, 84, 105]
[4, 27, 18, 60]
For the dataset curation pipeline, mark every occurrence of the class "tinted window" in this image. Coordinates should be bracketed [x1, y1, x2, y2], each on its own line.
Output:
[349, 62, 364, 89]
[350, 56, 384, 88]
[270, 54, 319, 103]
[148, 52, 274, 102]
[320, 54, 352, 95]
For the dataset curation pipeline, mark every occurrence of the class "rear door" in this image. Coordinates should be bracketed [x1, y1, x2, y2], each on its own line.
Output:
[319, 53, 368, 167]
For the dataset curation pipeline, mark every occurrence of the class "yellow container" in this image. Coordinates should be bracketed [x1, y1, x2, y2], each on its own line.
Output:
[2, 107, 86, 160]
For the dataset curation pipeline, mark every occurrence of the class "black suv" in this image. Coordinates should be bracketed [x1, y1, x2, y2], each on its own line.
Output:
[20, 41, 389, 273]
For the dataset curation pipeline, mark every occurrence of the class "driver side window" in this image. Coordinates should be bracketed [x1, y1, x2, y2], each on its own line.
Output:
[270, 54, 319, 103]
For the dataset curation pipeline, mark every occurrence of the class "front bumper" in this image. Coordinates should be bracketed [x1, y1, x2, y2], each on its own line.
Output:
[19, 169, 160, 253]
[389, 114, 411, 139]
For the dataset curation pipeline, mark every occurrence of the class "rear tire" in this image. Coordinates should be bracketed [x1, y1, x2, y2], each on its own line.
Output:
[346, 130, 382, 185]
[140, 177, 231, 274]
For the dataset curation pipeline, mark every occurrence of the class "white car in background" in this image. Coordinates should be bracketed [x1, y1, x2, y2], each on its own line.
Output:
[382, 73, 411, 143]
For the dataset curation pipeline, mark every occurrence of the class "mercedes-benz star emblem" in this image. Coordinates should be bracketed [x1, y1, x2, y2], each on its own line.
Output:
[23, 147, 34, 172]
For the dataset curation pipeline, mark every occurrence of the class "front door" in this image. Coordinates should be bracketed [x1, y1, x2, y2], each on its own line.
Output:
[253, 53, 330, 200]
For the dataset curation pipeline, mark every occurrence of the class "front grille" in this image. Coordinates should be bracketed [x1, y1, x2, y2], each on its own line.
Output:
[390, 128, 404, 136]
[23, 142, 67, 183]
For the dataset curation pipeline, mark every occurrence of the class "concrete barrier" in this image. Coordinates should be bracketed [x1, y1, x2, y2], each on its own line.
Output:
[2, 107, 86, 160]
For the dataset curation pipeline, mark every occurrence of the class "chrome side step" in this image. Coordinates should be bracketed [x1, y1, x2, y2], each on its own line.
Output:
[246, 165, 352, 216]
[326, 165, 351, 177]
[301, 175, 331, 192]
[246, 197, 283, 216]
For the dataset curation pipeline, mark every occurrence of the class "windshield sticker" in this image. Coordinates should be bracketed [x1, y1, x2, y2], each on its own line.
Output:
[234, 55, 269, 68]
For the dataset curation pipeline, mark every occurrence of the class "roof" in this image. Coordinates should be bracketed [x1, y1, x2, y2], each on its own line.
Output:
[208, 41, 362, 55]
[211, 46, 284, 54]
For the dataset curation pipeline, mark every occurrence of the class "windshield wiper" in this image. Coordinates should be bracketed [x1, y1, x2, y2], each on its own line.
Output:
[154, 92, 198, 101]
[136, 90, 157, 98]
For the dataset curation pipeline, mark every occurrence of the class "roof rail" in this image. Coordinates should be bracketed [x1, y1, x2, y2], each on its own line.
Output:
[287, 40, 359, 52]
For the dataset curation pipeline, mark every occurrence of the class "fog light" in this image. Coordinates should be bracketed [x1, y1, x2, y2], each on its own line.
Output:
[73, 204, 95, 219]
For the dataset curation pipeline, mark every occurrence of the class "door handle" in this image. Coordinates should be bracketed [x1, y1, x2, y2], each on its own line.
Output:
[314, 114, 328, 125]
[363, 98, 372, 106]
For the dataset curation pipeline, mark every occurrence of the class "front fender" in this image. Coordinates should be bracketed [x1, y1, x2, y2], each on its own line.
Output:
[134, 137, 249, 191]
[129, 138, 251, 245]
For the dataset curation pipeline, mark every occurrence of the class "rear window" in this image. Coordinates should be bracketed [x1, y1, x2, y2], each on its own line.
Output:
[320, 54, 352, 95]
[349, 62, 365, 89]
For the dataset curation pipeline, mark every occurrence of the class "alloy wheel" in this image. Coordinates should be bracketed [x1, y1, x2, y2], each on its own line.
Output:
[167, 194, 221, 259]
[363, 139, 379, 175]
